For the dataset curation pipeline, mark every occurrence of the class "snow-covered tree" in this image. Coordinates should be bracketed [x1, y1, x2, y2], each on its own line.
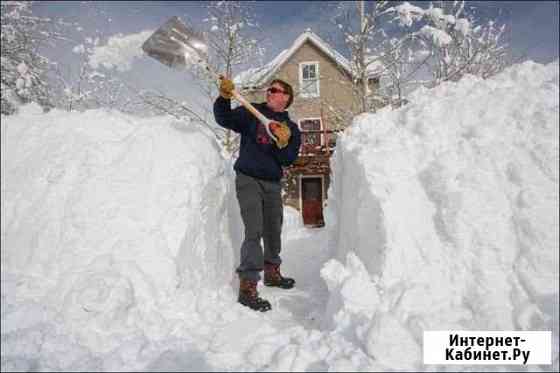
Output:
[392, 1, 510, 86]
[1, 1, 61, 114]
[330, 1, 511, 111]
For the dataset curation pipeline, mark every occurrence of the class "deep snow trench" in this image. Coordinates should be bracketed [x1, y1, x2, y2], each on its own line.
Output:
[2, 60, 559, 371]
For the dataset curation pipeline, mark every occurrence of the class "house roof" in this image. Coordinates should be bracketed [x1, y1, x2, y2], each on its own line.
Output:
[234, 29, 383, 89]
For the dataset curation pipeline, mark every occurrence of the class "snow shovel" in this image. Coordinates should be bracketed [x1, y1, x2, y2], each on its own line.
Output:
[142, 16, 278, 143]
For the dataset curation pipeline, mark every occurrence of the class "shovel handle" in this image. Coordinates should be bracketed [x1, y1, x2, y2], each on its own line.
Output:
[212, 70, 278, 143]
[228, 87, 278, 143]
[230, 90, 269, 123]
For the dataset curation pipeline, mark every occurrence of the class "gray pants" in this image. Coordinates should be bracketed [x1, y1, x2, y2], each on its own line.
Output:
[235, 171, 283, 281]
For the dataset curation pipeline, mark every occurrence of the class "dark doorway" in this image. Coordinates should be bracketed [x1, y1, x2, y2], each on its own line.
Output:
[301, 177, 324, 227]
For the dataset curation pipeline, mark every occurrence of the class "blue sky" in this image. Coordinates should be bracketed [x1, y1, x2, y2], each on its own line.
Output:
[32, 1, 559, 113]
[34, 1, 559, 61]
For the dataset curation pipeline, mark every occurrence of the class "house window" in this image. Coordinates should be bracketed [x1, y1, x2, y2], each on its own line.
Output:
[368, 77, 380, 92]
[299, 62, 319, 98]
[299, 118, 322, 153]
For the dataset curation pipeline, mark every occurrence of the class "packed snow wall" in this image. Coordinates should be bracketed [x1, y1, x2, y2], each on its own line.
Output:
[323, 61, 559, 370]
[1, 105, 235, 313]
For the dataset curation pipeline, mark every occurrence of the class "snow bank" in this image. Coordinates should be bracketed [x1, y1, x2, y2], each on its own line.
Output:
[1, 105, 235, 370]
[324, 60, 559, 370]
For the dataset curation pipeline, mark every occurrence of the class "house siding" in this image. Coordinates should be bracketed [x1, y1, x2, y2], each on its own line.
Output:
[243, 40, 360, 130]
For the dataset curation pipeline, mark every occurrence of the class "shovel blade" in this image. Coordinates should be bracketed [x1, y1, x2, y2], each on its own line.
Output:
[142, 16, 208, 69]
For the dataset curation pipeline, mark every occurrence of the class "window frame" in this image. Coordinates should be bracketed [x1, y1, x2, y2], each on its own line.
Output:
[298, 117, 324, 154]
[298, 61, 320, 98]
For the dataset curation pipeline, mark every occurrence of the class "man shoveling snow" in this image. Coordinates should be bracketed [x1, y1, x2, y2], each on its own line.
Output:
[214, 77, 301, 312]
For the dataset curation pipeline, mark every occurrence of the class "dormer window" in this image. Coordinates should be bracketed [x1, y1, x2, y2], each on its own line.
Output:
[368, 77, 380, 90]
[299, 62, 320, 98]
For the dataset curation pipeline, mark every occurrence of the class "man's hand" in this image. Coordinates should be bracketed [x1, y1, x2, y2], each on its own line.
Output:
[219, 76, 235, 100]
[270, 121, 291, 149]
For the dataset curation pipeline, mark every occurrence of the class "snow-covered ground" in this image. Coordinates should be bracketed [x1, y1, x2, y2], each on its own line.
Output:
[1, 60, 558, 371]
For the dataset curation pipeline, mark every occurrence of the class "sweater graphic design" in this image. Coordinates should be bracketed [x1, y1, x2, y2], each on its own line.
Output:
[256, 122, 272, 145]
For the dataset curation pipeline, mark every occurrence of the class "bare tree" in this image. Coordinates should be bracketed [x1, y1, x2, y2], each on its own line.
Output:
[376, 32, 431, 108]
[204, 1, 265, 78]
[137, 1, 265, 154]
[200, 1, 265, 152]
[332, 1, 393, 113]
[130, 88, 225, 138]
[50, 36, 131, 112]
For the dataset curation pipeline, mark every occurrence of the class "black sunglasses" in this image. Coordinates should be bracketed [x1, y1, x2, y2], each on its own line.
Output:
[267, 87, 287, 95]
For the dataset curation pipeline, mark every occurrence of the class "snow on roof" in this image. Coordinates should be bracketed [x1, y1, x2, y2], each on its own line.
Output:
[235, 29, 368, 89]
[233, 48, 290, 88]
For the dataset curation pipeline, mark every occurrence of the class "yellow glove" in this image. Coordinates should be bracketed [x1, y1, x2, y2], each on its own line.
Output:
[219, 76, 235, 99]
[270, 121, 291, 149]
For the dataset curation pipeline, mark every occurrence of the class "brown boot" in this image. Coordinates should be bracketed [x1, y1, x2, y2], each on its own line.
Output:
[264, 262, 295, 289]
[238, 279, 272, 312]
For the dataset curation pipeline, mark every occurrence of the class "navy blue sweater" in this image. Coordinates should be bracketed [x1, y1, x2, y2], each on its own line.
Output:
[214, 96, 301, 181]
